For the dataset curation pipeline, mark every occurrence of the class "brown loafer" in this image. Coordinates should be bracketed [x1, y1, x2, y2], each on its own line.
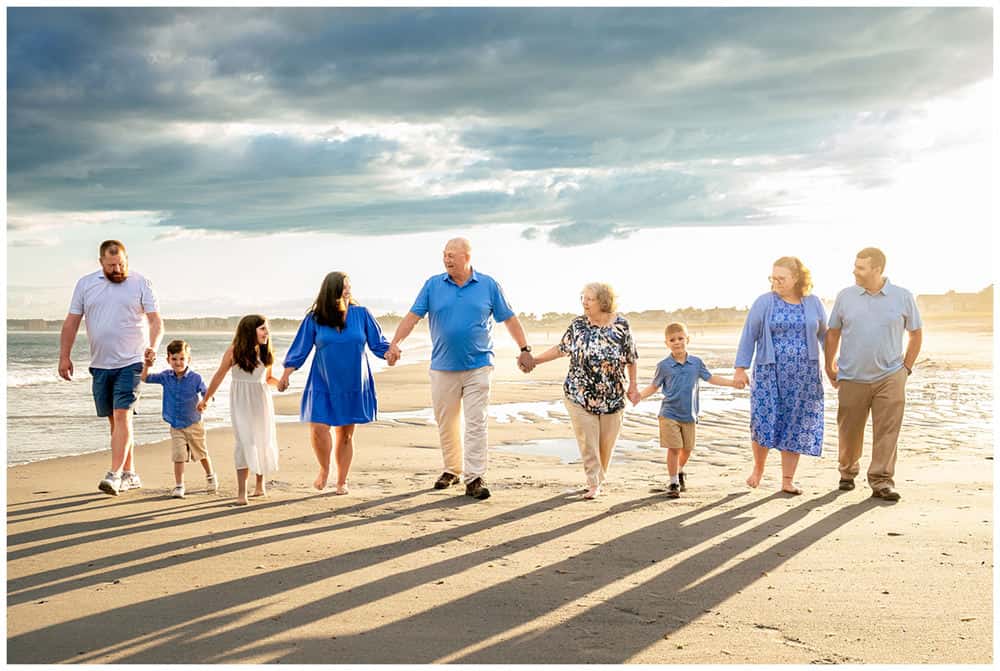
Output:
[871, 486, 901, 501]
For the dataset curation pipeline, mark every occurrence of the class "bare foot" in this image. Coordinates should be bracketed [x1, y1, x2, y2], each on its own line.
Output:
[250, 490, 266, 498]
[234, 497, 249, 506]
[334, 484, 349, 496]
[582, 484, 602, 500]
[781, 480, 803, 495]
[313, 469, 329, 491]
[746, 470, 764, 488]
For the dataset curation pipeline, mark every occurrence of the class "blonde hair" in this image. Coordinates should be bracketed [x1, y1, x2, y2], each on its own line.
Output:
[664, 322, 688, 337]
[773, 256, 813, 296]
[582, 282, 617, 313]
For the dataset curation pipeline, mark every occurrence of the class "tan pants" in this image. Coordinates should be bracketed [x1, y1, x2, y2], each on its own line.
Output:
[658, 417, 696, 451]
[837, 367, 908, 489]
[429, 366, 493, 482]
[564, 397, 624, 488]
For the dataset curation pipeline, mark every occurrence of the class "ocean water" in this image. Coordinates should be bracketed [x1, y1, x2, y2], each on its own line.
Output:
[5, 331, 431, 466]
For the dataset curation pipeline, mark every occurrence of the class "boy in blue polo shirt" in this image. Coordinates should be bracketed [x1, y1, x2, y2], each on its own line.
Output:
[142, 339, 218, 498]
[639, 322, 740, 498]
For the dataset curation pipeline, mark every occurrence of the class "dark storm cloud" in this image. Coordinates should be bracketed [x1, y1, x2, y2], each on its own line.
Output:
[7, 7, 992, 245]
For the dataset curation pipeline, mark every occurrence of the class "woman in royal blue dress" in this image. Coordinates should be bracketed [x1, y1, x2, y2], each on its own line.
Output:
[734, 256, 827, 495]
[278, 271, 391, 494]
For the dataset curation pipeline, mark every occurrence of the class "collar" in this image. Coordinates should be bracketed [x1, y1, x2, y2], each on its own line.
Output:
[668, 354, 691, 367]
[445, 267, 479, 287]
[857, 277, 890, 296]
[172, 367, 192, 380]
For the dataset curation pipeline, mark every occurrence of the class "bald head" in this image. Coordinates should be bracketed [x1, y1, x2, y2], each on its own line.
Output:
[442, 237, 473, 283]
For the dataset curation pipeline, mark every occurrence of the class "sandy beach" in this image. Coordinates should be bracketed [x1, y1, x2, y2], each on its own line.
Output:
[6, 322, 993, 664]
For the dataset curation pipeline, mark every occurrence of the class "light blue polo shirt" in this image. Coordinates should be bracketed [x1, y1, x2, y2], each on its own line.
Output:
[410, 269, 516, 371]
[828, 278, 922, 383]
[651, 354, 712, 423]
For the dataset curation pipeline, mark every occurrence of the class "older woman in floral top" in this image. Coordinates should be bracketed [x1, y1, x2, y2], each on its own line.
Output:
[529, 282, 639, 499]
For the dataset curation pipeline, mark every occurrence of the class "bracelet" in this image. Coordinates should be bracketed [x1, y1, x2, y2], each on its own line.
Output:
[903, 365, 912, 376]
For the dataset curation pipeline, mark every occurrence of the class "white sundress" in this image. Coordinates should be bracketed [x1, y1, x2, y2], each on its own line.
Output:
[229, 362, 279, 476]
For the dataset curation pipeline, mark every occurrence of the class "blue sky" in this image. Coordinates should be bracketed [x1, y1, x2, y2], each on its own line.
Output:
[5, 7, 994, 319]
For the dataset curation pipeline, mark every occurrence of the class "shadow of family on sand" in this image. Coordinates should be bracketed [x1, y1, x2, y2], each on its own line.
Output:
[7, 485, 880, 664]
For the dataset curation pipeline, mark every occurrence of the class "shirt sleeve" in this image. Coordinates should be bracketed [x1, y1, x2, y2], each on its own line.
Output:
[698, 358, 712, 381]
[734, 295, 765, 368]
[68, 277, 86, 315]
[140, 275, 160, 313]
[651, 362, 666, 390]
[194, 373, 207, 396]
[621, 321, 637, 364]
[409, 278, 432, 318]
[902, 290, 923, 331]
[812, 296, 829, 350]
[362, 307, 391, 359]
[827, 293, 844, 330]
[283, 314, 317, 369]
[558, 321, 575, 355]
[490, 278, 515, 323]
[144, 371, 168, 386]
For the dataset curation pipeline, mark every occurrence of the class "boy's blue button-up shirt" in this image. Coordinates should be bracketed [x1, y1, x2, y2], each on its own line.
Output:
[651, 354, 712, 423]
[409, 269, 516, 371]
[144, 368, 207, 429]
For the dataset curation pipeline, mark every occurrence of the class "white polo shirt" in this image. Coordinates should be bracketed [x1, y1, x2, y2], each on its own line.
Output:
[69, 270, 160, 369]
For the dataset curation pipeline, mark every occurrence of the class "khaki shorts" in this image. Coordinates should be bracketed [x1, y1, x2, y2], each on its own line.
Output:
[658, 416, 696, 451]
[170, 421, 208, 463]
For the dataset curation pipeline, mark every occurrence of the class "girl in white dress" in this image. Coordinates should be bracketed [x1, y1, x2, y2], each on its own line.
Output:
[200, 315, 280, 505]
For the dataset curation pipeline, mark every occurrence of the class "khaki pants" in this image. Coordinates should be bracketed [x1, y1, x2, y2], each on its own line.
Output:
[837, 367, 908, 490]
[564, 397, 624, 488]
[429, 366, 493, 482]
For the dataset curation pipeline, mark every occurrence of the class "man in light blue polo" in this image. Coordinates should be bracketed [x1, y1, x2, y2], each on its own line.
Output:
[388, 238, 534, 500]
[825, 247, 922, 502]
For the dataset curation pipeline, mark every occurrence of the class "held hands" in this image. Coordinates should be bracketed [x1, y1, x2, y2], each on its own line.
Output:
[144, 347, 157, 365]
[517, 350, 535, 373]
[732, 368, 749, 390]
[627, 385, 641, 406]
[196, 398, 209, 413]
[825, 363, 840, 389]
[277, 375, 291, 393]
[386, 343, 402, 366]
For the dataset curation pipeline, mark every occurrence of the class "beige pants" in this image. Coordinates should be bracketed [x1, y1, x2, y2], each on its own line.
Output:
[564, 397, 624, 488]
[837, 367, 908, 489]
[429, 366, 493, 482]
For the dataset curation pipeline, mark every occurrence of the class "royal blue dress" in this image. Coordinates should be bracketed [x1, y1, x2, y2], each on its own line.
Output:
[283, 306, 390, 427]
[750, 294, 824, 456]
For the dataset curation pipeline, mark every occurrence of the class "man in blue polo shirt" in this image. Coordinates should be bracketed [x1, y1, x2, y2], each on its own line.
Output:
[388, 238, 534, 500]
[825, 247, 923, 502]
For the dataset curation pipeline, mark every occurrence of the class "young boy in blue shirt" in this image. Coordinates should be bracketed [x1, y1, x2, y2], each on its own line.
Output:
[639, 322, 741, 498]
[142, 339, 217, 498]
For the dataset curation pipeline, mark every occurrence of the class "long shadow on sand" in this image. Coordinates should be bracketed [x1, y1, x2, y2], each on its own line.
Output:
[8, 490, 590, 662]
[154, 491, 866, 664]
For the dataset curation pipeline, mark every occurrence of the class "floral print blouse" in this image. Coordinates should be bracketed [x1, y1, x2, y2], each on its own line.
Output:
[559, 314, 638, 415]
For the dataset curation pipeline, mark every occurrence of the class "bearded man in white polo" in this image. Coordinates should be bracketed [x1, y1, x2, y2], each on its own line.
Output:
[59, 239, 163, 495]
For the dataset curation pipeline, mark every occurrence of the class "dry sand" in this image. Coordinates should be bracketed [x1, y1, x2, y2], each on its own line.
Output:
[6, 325, 993, 663]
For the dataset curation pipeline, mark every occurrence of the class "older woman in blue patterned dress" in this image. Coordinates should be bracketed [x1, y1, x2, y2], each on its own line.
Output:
[529, 282, 639, 500]
[278, 272, 391, 494]
[734, 257, 827, 495]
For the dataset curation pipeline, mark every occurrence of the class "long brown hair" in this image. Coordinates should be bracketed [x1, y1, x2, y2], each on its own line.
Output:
[309, 271, 356, 330]
[232, 314, 273, 373]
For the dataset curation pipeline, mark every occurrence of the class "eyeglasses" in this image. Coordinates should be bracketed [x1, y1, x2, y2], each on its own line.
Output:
[768, 276, 792, 284]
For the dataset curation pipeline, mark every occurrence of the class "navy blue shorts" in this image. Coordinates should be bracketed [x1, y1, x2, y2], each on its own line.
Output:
[90, 362, 143, 417]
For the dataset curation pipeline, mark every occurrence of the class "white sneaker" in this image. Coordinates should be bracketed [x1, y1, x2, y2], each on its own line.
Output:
[121, 471, 142, 491]
[206, 473, 219, 493]
[98, 471, 122, 496]
[171, 484, 186, 499]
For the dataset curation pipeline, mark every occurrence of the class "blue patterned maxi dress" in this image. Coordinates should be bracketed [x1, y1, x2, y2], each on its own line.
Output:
[750, 294, 824, 455]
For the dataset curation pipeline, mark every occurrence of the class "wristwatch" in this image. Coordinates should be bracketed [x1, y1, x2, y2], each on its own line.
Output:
[903, 365, 912, 375]
[520, 345, 532, 353]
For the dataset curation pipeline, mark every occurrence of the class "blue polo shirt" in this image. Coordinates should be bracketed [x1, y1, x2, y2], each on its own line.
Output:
[144, 368, 207, 429]
[828, 278, 922, 383]
[651, 354, 712, 423]
[410, 269, 516, 371]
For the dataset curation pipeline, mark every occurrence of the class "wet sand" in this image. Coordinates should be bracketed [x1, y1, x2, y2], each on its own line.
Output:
[6, 321, 993, 663]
